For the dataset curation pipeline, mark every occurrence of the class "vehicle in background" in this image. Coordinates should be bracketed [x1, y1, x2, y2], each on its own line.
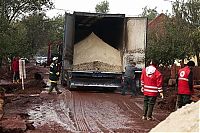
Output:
[35, 56, 47, 66]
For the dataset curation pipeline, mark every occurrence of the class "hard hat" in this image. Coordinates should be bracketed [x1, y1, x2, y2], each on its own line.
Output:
[52, 57, 58, 61]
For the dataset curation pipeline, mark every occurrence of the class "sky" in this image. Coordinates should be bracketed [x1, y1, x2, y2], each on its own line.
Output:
[46, 0, 174, 17]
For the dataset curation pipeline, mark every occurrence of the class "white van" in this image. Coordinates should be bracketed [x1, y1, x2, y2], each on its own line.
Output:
[36, 56, 47, 66]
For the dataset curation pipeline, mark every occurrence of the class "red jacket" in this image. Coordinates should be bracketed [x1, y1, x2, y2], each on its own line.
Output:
[12, 59, 19, 72]
[141, 65, 163, 96]
[178, 66, 193, 95]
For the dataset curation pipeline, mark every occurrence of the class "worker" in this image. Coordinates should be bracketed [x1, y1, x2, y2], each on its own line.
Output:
[177, 61, 195, 108]
[121, 61, 137, 96]
[11, 56, 20, 83]
[48, 57, 62, 94]
[141, 59, 164, 121]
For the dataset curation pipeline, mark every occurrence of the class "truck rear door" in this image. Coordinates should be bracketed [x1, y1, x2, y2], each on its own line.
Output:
[124, 17, 147, 69]
[62, 13, 75, 84]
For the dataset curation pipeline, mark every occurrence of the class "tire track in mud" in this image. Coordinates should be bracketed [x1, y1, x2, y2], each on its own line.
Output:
[71, 92, 162, 132]
[71, 92, 129, 132]
[81, 95, 113, 133]
[80, 100, 105, 132]
[71, 92, 93, 132]
[72, 92, 110, 132]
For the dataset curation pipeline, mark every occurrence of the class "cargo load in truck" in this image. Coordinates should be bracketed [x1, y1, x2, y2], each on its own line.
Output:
[73, 32, 122, 72]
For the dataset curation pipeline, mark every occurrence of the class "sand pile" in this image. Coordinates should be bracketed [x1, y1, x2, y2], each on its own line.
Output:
[150, 100, 200, 132]
[73, 32, 122, 72]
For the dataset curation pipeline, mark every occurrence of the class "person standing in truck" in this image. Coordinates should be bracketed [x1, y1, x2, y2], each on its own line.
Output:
[177, 61, 195, 108]
[141, 59, 164, 120]
[11, 56, 20, 83]
[121, 61, 137, 96]
[48, 57, 62, 94]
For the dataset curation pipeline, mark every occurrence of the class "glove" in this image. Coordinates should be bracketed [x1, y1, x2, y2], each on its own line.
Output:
[160, 92, 164, 99]
[141, 87, 144, 92]
[56, 72, 60, 75]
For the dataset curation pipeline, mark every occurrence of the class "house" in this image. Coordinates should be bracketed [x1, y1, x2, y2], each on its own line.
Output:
[148, 13, 167, 33]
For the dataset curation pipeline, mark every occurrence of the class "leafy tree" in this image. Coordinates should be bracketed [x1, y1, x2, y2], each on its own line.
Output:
[47, 15, 64, 56]
[0, 0, 54, 64]
[146, 17, 193, 66]
[1, 0, 54, 23]
[140, 6, 158, 21]
[21, 13, 64, 57]
[0, 19, 30, 62]
[35, 15, 64, 56]
[48, 15, 64, 43]
[172, 0, 200, 65]
[21, 12, 49, 56]
[190, 27, 200, 66]
[95, 0, 109, 13]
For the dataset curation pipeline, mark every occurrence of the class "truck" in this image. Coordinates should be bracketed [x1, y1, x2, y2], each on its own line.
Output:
[61, 12, 147, 89]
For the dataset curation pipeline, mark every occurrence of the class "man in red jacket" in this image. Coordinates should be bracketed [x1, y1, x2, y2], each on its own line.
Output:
[177, 61, 195, 108]
[141, 59, 164, 120]
[11, 56, 20, 83]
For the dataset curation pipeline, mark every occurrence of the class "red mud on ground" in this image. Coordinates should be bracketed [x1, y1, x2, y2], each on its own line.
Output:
[0, 62, 187, 133]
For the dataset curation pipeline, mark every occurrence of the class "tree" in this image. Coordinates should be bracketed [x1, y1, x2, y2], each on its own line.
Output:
[35, 15, 64, 56]
[21, 13, 64, 57]
[22, 12, 49, 56]
[140, 6, 158, 21]
[95, 0, 109, 13]
[146, 16, 193, 66]
[47, 15, 64, 56]
[1, 0, 54, 23]
[0, 0, 54, 63]
[190, 27, 200, 66]
[172, 0, 200, 65]
[0, 19, 31, 60]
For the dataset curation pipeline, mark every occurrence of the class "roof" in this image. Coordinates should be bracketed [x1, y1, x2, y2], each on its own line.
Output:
[148, 13, 167, 30]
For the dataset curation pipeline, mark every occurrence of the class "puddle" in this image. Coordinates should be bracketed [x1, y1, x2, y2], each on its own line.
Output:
[28, 101, 76, 131]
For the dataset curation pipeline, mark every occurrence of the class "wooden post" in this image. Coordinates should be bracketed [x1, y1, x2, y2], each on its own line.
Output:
[19, 59, 26, 90]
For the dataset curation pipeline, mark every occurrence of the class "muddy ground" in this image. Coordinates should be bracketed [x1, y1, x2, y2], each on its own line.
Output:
[0, 61, 185, 133]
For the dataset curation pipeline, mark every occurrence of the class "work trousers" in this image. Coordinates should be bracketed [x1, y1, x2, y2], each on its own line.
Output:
[143, 96, 157, 118]
[48, 82, 60, 93]
[13, 71, 19, 82]
[121, 77, 137, 96]
[177, 94, 191, 108]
